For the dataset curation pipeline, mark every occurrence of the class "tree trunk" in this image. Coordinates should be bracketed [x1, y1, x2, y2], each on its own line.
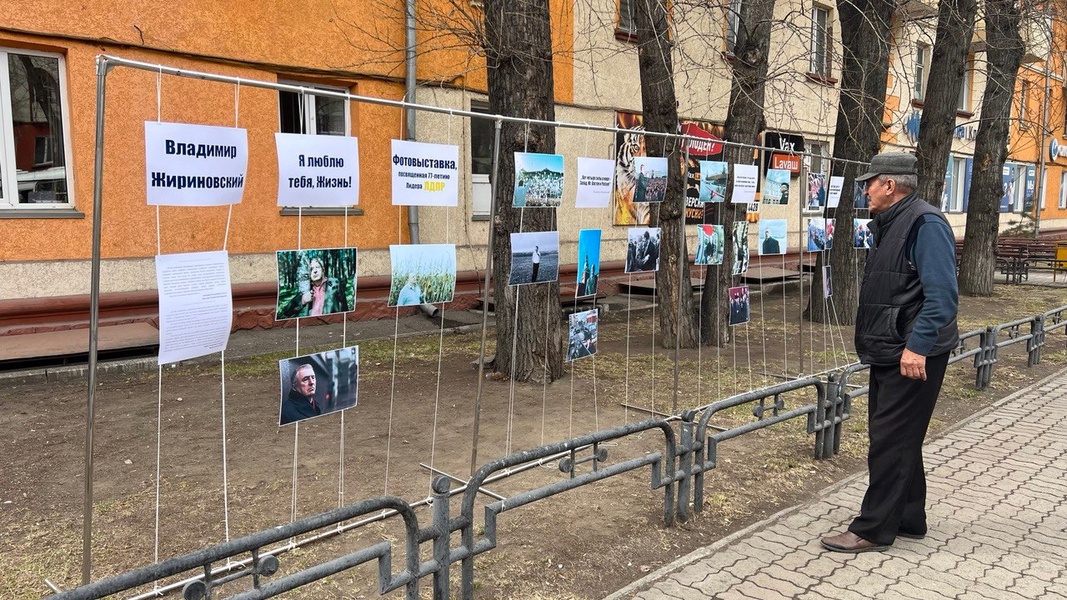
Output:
[915, 0, 979, 205]
[959, 0, 1024, 296]
[809, 0, 895, 325]
[483, 0, 565, 382]
[635, 0, 699, 348]
[701, 0, 776, 346]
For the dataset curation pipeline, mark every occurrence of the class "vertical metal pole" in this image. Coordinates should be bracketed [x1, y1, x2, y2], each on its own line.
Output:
[471, 118, 503, 476]
[431, 476, 451, 600]
[674, 142, 690, 414]
[797, 157, 806, 375]
[83, 55, 111, 585]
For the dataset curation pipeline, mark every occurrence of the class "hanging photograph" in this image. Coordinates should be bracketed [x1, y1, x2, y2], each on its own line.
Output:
[698, 160, 728, 203]
[625, 227, 661, 273]
[575, 229, 602, 299]
[390, 139, 459, 206]
[806, 172, 827, 212]
[822, 265, 834, 299]
[731, 164, 758, 204]
[806, 218, 827, 252]
[514, 152, 565, 208]
[388, 244, 457, 306]
[509, 231, 560, 286]
[278, 346, 359, 426]
[758, 219, 787, 256]
[728, 285, 751, 326]
[827, 175, 845, 209]
[763, 169, 791, 205]
[575, 157, 614, 208]
[632, 156, 668, 203]
[854, 181, 869, 210]
[275, 248, 357, 320]
[732, 221, 750, 275]
[854, 218, 873, 249]
[694, 224, 724, 266]
[825, 218, 836, 249]
[565, 308, 598, 361]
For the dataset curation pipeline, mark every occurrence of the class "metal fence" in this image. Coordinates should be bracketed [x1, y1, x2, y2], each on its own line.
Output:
[46, 303, 1067, 600]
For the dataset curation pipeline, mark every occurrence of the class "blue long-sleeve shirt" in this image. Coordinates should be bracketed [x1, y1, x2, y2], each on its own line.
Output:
[905, 215, 959, 356]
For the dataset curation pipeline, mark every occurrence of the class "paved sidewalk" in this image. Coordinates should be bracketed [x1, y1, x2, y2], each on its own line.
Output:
[608, 368, 1067, 600]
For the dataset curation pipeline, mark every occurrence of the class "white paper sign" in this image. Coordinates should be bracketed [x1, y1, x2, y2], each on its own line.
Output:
[145, 121, 248, 206]
[276, 133, 360, 207]
[732, 164, 758, 204]
[156, 251, 233, 364]
[827, 176, 845, 208]
[575, 158, 614, 208]
[391, 139, 459, 206]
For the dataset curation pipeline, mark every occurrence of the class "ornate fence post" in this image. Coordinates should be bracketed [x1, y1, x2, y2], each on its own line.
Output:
[817, 376, 836, 460]
[676, 411, 696, 523]
[1028, 314, 1045, 367]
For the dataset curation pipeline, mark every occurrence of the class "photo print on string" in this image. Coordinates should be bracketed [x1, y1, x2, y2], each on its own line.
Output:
[388, 244, 457, 307]
[509, 230, 560, 286]
[513, 152, 565, 207]
[806, 172, 827, 212]
[822, 265, 834, 299]
[728, 285, 751, 326]
[625, 227, 661, 273]
[275, 248, 357, 320]
[826, 175, 845, 209]
[698, 160, 728, 203]
[854, 181, 869, 210]
[854, 218, 873, 249]
[565, 308, 598, 362]
[806, 218, 828, 252]
[278, 346, 359, 426]
[632, 156, 669, 203]
[763, 169, 791, 205]
[575, 157, 614, 208]
[575, 229, 602, 299]
[694, 224, 724, 266]
[731, 163, 759, 204]
[732, 221, 750, 275]
[758, 219, 787, 256]
[826, 218, 836, 249]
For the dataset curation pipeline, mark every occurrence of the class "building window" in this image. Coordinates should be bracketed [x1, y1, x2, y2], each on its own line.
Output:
[808, 141, 829, 175]
[1060, 171, 1067, 209]
[618, 0, 637, 39]
[1018, 80, 1030, 128]
[0, 48, 74, 208]
[725, 0, 743, 53]
[470, 102, 493, 218]
[913, 44, 929, 102]
[957, 58, 972, 113]
[810, 6, 832, 77]
[278, 84, 350, 136]
[1062, 90, 1067, 134]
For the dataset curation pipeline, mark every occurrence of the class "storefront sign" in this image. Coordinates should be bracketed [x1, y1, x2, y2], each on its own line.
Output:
[770, 153, 801, 173]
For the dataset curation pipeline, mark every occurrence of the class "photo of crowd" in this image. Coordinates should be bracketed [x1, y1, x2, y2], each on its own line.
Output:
[625, 227, 661, 273]
[565, 308, 598, 361]
[695, 224, 724, 266]
[514, 152, 565, 207]
[728, 285, 750, 326]
[632, 157, 668, 203]
[388, 244, 457, 306]
[854, 218, 873, 249]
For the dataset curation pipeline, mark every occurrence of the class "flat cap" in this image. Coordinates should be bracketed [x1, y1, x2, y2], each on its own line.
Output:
[855, 152, 917, 183]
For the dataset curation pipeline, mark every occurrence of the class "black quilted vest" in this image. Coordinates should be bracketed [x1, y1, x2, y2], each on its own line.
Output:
[854, 193, 959, 365]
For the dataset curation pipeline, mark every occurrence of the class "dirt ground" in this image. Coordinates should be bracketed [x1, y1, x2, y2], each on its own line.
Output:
[2, 283, 1065, 599]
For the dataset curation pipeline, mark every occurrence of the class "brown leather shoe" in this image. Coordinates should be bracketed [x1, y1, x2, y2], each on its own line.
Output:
[821, 531, 890, 553]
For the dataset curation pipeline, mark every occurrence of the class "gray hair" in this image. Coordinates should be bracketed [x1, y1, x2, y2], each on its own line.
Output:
[290, 363, 314, 386]
[878, 173, 917, 193]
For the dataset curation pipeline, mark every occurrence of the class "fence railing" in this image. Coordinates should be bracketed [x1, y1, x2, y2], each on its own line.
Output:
[46, 304, 1067, 600]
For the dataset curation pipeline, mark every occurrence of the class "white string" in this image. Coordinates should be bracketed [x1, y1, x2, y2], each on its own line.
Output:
[758, 248, 768, 386]
[782, 247, 788, 376]
[156, 67, 162, 122]
[153, 365, 163, 568]
[339, 204, 350, 512]
[624, 273, 632, 424]
[384, 206, 404, 496]
[428, 198, 450, 492]
[650, 271, 657, 415]
[290, 207, 304, 530]
[220, 352, 231, 548]
[505, 283, 521, 454]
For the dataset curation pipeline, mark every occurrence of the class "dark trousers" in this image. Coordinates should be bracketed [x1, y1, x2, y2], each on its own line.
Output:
[531, 262, 540, 282]
[848, 351, 950, 545]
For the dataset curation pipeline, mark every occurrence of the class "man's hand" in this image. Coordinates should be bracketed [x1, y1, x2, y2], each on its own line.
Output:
[900, 348, 927, 381]
[301, 291, 312, 305]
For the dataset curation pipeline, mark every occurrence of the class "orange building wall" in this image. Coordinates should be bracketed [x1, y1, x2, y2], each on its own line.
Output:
[0, 2, 576, 263]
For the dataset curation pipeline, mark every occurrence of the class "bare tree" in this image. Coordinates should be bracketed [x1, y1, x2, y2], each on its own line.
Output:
[701, 0, 777, 345]
[915, 0, 979, 204]
[958, 0, 1025, 295]
[809, 0, 895, 325]
[484, 0, 565, 382]
[635, 0, 699, 348]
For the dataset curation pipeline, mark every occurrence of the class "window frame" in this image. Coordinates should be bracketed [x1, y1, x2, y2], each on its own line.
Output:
[1060, 171, 1067, 209]
[617, 0, 637, 42]
[469, 101, 492, 220]
[725, 0, 743, 54]
[1018, 80, 1031, 129]
[913, 44, 929, 103]
[0, 47, 77, 212]
[957, 57, 973, 114]
[809, 6, 832, 78]
[277, 81, 352, 137]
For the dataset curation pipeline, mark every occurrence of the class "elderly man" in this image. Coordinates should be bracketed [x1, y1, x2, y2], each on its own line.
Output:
[821, 152, 959, 553]
[280, 363, 322, 425]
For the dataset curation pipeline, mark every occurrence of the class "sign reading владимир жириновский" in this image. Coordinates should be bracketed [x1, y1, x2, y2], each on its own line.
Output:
[390, 139, 459, 207]
[145, 121, 249, 206]
[275, 133, 360, 207]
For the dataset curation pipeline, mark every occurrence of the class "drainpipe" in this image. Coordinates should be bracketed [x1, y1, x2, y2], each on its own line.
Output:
[404, 0, 439, 318]
[1034, 44, 1051, 238]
